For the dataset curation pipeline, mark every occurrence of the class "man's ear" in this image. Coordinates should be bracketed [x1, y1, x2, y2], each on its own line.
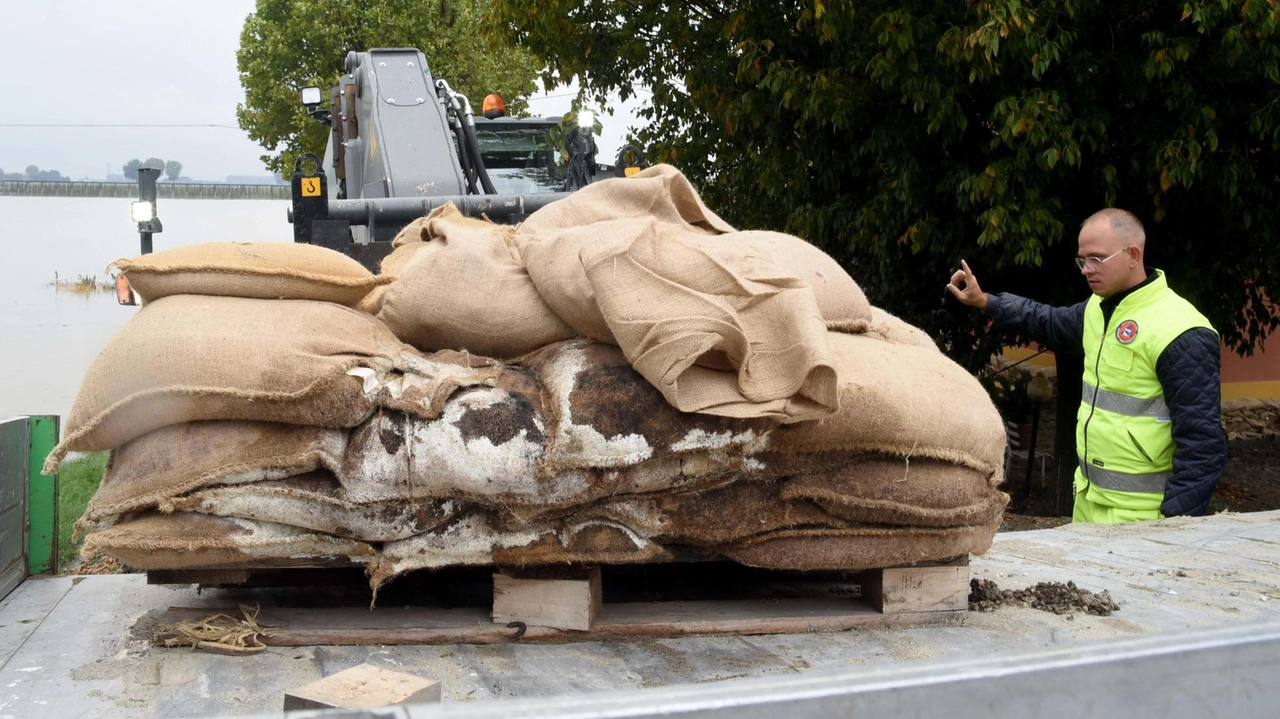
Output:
[1128, 244, 1143, 267]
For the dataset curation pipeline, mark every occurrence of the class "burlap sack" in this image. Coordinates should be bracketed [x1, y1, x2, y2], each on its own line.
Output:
[372, 512, 660, 589]
[768, 331, 1006, 473]
[516, 165, 868, 421]
[540, 480, 847, 546]
[516, 164, 734, 342]
[81, 512, 375, 570]
[46, 295, 412, 471]
[164, 472, 461, 543]
[720, 524, 998, 572]
[376, 204, 575, 357]
[780, 457, 1008, 528]
[354, 221, 431, 315]
[345, 342, 776, 509]
[112, 242, 391, 305]
[520, 340, 776, 473]
[581, 223, 839, 421]
[342, 400, 549, 506]
[79, 421, 345, 528]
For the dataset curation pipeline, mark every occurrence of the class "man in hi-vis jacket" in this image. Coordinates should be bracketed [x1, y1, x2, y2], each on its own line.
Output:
[946, 209, 1226, 523]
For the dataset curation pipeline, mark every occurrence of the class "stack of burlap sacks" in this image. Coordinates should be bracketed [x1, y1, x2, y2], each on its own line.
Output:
[58, 165, 1008, 595]
[1222, 399, 1280, 442]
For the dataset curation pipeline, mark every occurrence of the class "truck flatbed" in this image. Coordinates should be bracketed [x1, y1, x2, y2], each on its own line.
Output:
[0, 510, 1277, 717]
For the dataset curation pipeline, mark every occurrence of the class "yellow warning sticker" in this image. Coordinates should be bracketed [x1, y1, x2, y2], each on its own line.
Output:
[624, 166, 641, 177]
[301, 177, 321, 197]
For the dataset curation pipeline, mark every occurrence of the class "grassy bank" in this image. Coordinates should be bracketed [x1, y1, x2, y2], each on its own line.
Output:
[57, 451, 107, 570]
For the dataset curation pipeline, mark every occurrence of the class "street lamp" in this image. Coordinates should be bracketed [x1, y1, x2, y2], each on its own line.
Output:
[134, 167, 163, 254]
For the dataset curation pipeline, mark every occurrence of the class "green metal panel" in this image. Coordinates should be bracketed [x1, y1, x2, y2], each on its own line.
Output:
[26, 416, 58, 575]
[0, 418, 28, 598]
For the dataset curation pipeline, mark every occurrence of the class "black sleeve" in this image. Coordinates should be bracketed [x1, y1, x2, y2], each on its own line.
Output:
[983, 293, 1087, 354]
[1156, 328, 1227, 517]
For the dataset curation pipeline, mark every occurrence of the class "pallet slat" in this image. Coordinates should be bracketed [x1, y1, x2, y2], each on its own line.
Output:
[154, 598, 965, 646]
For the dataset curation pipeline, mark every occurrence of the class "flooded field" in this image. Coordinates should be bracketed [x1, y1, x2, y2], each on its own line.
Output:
[0, 196, 291, 420]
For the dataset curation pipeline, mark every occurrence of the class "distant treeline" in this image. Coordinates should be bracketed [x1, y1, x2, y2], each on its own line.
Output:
[1, 165, 66, 181]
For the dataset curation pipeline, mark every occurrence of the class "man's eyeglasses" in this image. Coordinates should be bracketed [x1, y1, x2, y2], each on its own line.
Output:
[1074, 247, 1129, 271]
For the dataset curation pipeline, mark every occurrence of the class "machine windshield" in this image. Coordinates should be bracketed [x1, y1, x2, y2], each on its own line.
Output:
[474, 127, 566, 194]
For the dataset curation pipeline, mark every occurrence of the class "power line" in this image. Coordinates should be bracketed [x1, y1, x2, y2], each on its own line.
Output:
[524, 92, 581, 102]
[0, 123, 242, 129]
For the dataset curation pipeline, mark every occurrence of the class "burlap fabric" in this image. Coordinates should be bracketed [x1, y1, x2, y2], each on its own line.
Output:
[520, 340, 775, 473]
[725, 231, 873, 332]
[720, 524, 997, 572]
[81, 512, 375, 570]
[343, 341, 777, 510]
[862, 306, 938, 350]
[780, 457, 1007, 528]
[79, 421, 345, 528]
[112, 242, 390, 305]
[164, 472, 459, 542]
[372, 512, 661, 590]
[513, 165, 874, 422]
[375, 204, 575, 357]
[515, 165, 735, 342]
[768, 331, 1006, 474]
[529, 480, 845, 546]
[580, 223, 838, 421]
[44, 295, 416, 471]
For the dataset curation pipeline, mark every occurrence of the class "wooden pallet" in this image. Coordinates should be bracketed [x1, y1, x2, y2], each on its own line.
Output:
[148, 557, 970, 646]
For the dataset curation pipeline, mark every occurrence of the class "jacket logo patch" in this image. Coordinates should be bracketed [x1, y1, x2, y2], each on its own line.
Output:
[1092, 459, 1105, 467]
[1115, 320, 1139, 344]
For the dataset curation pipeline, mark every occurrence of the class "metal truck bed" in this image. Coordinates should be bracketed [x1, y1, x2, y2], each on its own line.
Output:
[0, 510, 1276, 717]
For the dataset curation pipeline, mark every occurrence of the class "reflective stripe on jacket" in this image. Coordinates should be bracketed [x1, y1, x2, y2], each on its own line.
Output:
[1074, 270, 1215, 519]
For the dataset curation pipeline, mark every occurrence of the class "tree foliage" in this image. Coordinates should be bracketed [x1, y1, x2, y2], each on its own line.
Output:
[22, 165, 65, 182]
[164, 160, 183, 182]
[237, 0, 542, 176]
[122, 158, 141, 181]
[495, 0, 1280, 365]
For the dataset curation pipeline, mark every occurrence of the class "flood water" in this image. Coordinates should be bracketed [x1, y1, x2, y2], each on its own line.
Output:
[1, 196, 292, 421]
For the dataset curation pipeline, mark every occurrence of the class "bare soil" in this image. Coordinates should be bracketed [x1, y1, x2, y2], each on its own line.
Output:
[968, 578, 1120, 616]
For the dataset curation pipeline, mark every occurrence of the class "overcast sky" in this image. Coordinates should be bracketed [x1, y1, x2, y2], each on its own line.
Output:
[1, 0, 644, 182]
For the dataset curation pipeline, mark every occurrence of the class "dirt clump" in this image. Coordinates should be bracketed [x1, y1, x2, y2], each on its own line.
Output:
[968, 578, 1120, 616]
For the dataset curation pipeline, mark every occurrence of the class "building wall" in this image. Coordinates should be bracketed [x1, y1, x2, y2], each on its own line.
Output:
[1002, 342, 1280, 400]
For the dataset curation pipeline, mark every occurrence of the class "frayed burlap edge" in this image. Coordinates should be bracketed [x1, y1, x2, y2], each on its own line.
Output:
[81, 520, 377, 570]
[78, 447, 345, 530]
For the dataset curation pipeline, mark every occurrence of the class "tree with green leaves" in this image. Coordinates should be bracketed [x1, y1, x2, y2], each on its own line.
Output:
[496, 0, 1280, 512]
[122, 158, 141, 181]
[165, 160, 183, 182]
[237, 0, 542, 176]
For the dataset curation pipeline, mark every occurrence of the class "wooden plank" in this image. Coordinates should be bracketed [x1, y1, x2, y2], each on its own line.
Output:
[283, 662, 440, 710]
[863, 560, 971, 614]
[152, 598, 964, 646]
[492, 567, 601, 631]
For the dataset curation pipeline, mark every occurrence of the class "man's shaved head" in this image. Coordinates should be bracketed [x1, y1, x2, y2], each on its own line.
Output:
[1082, 208, 1146, 250]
